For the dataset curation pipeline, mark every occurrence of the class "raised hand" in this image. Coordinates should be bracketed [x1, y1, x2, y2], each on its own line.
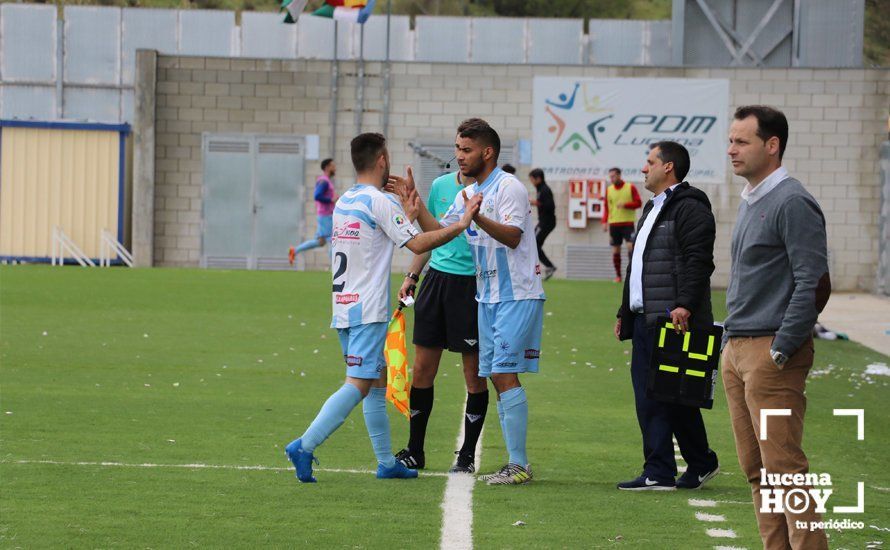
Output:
[460, 192, 482, 229]
[387, 166, 417, 197]
[402, 190, 421, 222]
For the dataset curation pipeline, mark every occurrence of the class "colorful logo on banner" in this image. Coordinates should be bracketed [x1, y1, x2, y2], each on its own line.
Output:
[543, 82, 615, 157]
[533, 77, 729, 183]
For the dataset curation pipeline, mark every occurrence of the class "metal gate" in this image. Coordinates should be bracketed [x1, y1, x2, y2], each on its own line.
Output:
[201, 134, 304, 270]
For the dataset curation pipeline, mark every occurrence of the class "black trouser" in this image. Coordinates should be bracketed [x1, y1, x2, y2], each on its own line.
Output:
[535, 222, 555, 269]
[630, 314, 716, 480]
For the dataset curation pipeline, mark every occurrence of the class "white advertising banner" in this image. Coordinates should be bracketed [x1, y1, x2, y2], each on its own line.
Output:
[532, 77, 730, 183]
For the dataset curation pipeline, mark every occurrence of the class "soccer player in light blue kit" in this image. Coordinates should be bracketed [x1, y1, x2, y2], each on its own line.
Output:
[392, 119, 545, 485]
[284, 132, 481, 483]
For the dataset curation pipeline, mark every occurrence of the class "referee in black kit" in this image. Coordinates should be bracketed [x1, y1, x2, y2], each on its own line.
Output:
[529, 168, 557, 280]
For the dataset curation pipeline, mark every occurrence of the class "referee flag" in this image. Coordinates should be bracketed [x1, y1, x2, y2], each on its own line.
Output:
[384, 309, 411, 419]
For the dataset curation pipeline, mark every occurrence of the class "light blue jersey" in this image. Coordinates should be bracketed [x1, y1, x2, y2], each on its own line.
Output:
[439, 168, 546, 304]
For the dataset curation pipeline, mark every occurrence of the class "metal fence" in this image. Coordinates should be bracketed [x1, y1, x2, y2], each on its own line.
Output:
[0, 2, 867, 125]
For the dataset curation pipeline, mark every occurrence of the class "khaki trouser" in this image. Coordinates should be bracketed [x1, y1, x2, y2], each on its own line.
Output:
[722, 336, 828, 550]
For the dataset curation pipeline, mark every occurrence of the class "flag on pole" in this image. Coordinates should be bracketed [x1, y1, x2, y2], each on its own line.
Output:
[281, 0, 375, 24]
[384, 308, 411, 419]
[281, 0, 308, 24]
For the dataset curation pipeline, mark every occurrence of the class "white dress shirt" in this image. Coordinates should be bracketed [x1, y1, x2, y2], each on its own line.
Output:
[740, 166, 789, 205]
[629, 183, 680, 313]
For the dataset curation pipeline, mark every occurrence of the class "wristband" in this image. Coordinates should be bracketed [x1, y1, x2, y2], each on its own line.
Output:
[406, 272, 419, 282]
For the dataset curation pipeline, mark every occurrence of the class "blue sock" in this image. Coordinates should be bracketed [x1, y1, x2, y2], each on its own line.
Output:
[501, 387, 529, 466]
[300, 383, 362, 452]
[363, 387, 396, 468]
[496, 397, 510, 453]
[294, 238, 321, 254]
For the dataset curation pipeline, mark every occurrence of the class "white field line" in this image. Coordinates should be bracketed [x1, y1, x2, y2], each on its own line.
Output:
[706, 528, 737, 538]
[439, 396, 483, 550]
[713, 546, 747, 550]
[695, 512, 727, 522]
[688, 498, 750, 506]
[2, 459, 450, 477]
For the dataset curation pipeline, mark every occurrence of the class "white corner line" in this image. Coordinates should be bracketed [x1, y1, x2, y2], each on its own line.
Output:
[759, 408, 791, 440]
[833, 408, 865, 440]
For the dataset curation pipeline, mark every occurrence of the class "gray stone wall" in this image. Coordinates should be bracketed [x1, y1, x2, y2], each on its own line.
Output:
[148, 54, 889, 291]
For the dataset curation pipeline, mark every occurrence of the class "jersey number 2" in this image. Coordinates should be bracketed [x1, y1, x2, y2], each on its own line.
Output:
[332, 252, 347, 292]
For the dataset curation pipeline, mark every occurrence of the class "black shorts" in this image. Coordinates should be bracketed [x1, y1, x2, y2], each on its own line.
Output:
[609, 225, 635, 246]
[412, 267, 479, 354]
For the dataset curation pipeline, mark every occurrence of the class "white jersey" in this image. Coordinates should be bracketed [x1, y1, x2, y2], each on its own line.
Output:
[440, 168, 546, 304]
[330, 184, 418, 328]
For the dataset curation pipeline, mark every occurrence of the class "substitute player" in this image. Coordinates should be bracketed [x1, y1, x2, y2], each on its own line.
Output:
[284, 133, 481, 483]
[392, 118, 545, 485]
[602, 167, 642, 282]
[393, 170, 487, 475]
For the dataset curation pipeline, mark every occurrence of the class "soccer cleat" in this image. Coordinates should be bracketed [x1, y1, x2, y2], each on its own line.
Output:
[543, 266, 557, 281]
[288, 246, 296, 266]
[448, 451, 475, 474]
[616, 474, 676, 491]
[395, 448, 425, 470]
[479, 463, 533, 485]
[677, 464, 720, 490]
[285, 438, 319, 483]
[377, 461, 419, 479]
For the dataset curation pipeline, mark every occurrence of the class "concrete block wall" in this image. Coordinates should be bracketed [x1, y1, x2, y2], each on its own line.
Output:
[148, 54, 889, 291]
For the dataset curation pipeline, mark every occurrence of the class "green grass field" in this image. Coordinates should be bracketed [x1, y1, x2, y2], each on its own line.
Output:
[1, 266, 888, 548]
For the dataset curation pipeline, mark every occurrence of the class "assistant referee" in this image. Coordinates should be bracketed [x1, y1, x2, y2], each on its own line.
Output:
[395, 170, 488, 474]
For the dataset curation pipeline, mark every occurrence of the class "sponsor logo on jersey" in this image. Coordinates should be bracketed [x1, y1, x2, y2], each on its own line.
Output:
[499, 341, 510, 351]
[464, 339, 478, 346]
[478, 268, 497, 279]
[524, 349, 540, 359]
[345, 355, 363, 366]
[495, 361, 517, 368]
[335, 293, 360, 304]
[333, 221, 361, 244]
[392, 213, 406, 226]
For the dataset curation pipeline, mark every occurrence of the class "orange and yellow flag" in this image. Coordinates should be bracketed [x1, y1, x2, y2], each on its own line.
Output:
[384, 308, 411, 419]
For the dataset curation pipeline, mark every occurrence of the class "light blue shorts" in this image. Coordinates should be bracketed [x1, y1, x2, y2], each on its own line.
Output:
[316, 215, 333, 239]
[336, 322, 387, 379]
[478, 299, 544, 377]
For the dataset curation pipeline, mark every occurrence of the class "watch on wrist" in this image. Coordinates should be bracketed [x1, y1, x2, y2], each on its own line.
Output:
[406, 272, 419, 282]
[770, 349, 788, 366]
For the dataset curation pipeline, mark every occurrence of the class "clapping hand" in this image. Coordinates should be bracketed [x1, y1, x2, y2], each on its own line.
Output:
[387, 166, 417, 196]
[460, 190, 482, 229]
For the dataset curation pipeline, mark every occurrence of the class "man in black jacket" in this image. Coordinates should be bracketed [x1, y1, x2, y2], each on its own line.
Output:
[529, 168, 557, 280]
[613, 141, 719, 491]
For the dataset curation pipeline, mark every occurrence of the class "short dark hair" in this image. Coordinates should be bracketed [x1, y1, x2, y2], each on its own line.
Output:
[457, 118, 501, 159]
[734, 105, 789, 160]
[350, 133, 386, 173]
[529, 168, 545, 182]
[501, 164, 516, 174]
[321, 158, 334, 171]
[650, 141, 691, 182]
[608, 167, 621, 175]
